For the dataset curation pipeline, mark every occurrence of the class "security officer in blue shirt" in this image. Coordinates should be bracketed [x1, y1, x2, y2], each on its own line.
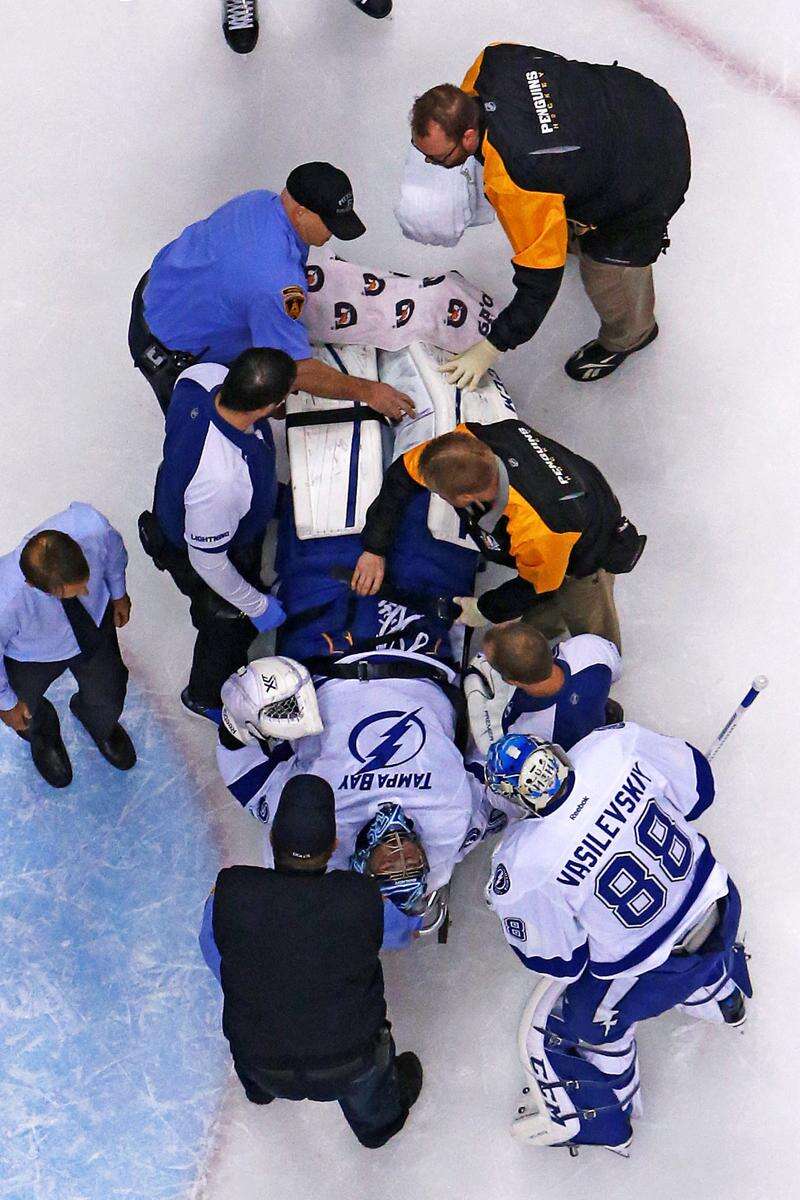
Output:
[140, 347, 296, 720]
[129, 162, 414, 420]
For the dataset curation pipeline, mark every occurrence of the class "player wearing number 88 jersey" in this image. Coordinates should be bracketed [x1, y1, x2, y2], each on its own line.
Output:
[485, 722, 752, 1151]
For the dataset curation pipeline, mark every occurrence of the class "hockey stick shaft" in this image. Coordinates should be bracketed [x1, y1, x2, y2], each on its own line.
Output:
[705, 675, 768, 760]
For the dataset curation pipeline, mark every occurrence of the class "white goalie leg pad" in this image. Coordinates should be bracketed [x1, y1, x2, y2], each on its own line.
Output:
[511, 978, 581, 1147]
[379, 342, 518, 550]
[286, 343, 384, 539]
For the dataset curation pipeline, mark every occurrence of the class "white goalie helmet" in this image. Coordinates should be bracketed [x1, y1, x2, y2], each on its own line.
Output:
[220, 657, 324, 745]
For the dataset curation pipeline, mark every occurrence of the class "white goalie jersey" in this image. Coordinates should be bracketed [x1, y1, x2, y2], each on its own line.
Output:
[488, 723, 729, 981]
[217, 651, 510, 891]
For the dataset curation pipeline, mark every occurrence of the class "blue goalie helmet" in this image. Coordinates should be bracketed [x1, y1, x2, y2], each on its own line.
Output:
[485, 733, 572, 817]
[350, 802, 430, 914]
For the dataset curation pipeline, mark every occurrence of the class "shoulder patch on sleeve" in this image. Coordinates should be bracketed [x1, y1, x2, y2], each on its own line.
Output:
[282, 285, 306, 319]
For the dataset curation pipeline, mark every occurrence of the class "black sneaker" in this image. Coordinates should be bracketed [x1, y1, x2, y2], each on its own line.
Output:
[69, 696, 136, 770]
[30, 729, 73, 789]
[565, 323, 659, 382]
[396, 1052, 423, 1113]
[346, 0, 393, 17]
[718, 989, 747, 1027]
[222, 1, 259, 53]
[181, 687, 222, 725]
[604, 699, 624, 724]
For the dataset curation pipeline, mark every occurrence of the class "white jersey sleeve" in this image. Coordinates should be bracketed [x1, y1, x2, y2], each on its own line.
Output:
[487, 843, 589, 979]
[627, 724, 716, 821]
[216, 735, 296, 823]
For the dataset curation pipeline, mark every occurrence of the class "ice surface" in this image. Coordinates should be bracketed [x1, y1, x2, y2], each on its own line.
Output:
[1, 1, 798, 1198]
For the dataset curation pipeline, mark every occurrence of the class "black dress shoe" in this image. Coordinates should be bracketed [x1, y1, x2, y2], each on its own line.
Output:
[69, 696, 136, 770]
[30, 730, 73, 788]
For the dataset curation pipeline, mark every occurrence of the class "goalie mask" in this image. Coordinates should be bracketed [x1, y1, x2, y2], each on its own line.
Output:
[485, 733, 573, 817]
[220, 657, 323, 745]
[350, 802, 430, 914]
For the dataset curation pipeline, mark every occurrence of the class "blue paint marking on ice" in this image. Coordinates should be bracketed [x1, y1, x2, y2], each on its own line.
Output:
[0, 677, 227, 1200]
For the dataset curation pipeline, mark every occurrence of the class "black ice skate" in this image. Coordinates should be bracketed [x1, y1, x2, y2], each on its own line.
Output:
[346, 0, 393, 17]
[565, 324, 659, 382]
[222, 1, 259, 54]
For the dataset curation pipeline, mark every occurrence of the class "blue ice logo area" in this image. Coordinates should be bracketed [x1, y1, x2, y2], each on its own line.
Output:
[0, 677, 226, 1200]
[348, 708, 427, 776]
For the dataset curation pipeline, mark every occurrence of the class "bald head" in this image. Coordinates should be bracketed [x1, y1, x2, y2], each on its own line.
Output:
[483, 623, 556, 687]
[20, 531, 89, 596]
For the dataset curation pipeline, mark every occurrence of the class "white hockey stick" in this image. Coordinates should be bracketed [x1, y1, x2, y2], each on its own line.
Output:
[705, 676, 769, 761]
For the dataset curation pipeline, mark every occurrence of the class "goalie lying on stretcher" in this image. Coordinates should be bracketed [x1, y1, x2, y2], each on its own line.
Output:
[272, 339, 518, 664]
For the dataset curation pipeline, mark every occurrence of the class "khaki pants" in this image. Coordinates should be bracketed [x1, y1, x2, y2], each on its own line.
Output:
[568, 231, 656, 353]
[520, 570, 621, 652]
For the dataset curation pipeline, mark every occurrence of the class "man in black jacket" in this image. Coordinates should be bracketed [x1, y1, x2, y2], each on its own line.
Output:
[410, 43, 690, 384]
[199, 774, 423, 1148]
[351, 421, 645, 648]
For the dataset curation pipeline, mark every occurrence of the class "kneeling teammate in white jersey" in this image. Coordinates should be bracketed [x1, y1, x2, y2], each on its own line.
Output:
[484, 722, 752, 1153]
[465, 623, 622, 757]
[217, 652, 510, 946]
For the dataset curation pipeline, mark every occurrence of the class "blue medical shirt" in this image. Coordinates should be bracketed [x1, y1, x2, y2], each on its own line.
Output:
[0, 503, 128, 710]
[144, 190, 312, 364]
[153, 363, 278, 553]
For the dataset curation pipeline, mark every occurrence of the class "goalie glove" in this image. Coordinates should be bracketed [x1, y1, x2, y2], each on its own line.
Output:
[463, 651, 514, 756]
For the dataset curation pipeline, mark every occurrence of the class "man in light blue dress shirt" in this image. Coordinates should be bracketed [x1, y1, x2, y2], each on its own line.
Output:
[0, 502, 136, 788]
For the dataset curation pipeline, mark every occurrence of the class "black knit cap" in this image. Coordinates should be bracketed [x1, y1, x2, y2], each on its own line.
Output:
[286, 161, 365, 240]
[272, 774, 336, 858]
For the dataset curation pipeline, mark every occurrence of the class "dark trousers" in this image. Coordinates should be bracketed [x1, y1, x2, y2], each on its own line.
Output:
[138, 514, 258, 707]
[234, 1028, 407, 1149]
[4, 605, 128, 742]
[128, 272, 198, 415]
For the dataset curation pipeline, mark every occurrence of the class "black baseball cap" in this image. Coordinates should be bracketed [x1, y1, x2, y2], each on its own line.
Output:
[271, 774, 337, 858]
[286, 162, 366, 240]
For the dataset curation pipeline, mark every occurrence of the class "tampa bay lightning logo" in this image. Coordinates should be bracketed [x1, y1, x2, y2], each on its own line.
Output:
[492, 863, 511, 895]
[348, 708, 427, 777]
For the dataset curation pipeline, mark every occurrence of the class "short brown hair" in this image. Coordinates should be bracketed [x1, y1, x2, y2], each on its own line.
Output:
[418, 432, 497, 501]
[20, 531, 89, 594]
[410, 85, 480, 141]
[483, 623, 555, 685]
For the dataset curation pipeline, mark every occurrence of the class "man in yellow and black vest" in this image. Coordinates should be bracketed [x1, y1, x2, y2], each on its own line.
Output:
[410, 43, 690, 384]
[351, 421, 645, 648]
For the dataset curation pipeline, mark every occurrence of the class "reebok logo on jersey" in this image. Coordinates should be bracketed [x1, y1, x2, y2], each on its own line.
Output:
[525, 70, 558, 134]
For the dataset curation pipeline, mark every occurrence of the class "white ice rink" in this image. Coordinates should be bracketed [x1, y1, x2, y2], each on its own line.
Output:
[2, 2, 799, 1198]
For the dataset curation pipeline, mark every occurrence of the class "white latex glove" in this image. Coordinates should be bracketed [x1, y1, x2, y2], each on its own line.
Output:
[454, 596, 491, 628]
[438, 338, 501, 390]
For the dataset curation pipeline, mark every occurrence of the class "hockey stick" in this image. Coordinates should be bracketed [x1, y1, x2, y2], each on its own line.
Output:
[705, 676, 769, 761]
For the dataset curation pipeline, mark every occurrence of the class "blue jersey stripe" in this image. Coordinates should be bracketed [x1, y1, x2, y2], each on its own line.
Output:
[511, 941, 589, 978]
[227, 741, 294, 806]
[685, 744, 715, 821]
